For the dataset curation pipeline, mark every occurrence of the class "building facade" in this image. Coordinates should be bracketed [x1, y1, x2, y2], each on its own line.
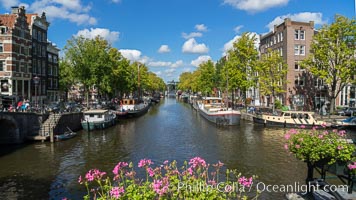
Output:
[0, 6, 59, 108]
[259, 18, 316, 110]
[0, 6, 32, 103]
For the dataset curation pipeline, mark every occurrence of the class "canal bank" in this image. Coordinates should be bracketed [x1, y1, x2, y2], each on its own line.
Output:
[0, 98, 354, 199]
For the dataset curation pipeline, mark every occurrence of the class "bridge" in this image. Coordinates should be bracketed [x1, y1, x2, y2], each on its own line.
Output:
[0, 112, 82, 144]
[166, 80, 179, 97]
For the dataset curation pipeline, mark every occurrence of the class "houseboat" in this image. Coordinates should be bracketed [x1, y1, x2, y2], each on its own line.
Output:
[198, 97, 241, 125]
[118, 98, 151, 118]
[81, 109, 116, 131]
[253, 110, 330, 128]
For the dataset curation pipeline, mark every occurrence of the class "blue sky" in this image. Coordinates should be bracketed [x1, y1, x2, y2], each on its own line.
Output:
[0, 0, 355, 82]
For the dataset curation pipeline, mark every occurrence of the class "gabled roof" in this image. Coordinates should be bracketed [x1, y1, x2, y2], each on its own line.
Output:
[26, 13, 38, 26]
[0, 14, 17, 29]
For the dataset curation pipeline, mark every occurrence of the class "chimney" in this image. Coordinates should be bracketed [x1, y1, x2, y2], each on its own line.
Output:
[11, 6, 19, 14]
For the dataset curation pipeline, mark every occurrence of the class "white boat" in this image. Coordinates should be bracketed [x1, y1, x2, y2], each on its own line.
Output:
[333, 116, 356, 129]
[253, 110, 330, 128]
[198, 97, 241, 125]
[81, 109, 116, 131]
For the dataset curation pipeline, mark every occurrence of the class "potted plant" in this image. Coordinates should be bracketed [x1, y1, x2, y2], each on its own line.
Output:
[284, 126, 355, 185]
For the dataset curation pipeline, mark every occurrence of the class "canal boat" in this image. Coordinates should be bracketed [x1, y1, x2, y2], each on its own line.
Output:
[81, 109, 116, 131]
[198, 97, 241, 125]
[119, 98, 151, 118]
[253, 111, 330, 128]
[55, 128, 77, 141]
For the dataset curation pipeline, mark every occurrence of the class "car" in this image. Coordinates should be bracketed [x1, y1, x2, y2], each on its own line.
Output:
[337, 107, 349, 115]
[344, 107, 356, 116]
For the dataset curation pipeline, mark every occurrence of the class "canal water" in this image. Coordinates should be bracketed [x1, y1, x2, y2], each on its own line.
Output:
[1, 97, 345, 199]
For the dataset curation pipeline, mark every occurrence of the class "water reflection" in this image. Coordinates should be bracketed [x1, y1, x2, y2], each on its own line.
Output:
[0, 98, 353, 199]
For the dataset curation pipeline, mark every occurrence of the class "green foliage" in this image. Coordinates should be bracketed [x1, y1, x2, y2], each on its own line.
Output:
[274, 99, 283, 110]
[196, 60, 216, 96]
[302, 15, 356, 113]
[257, 50, 288, 112]
[285, 128, 355, 165]
[223, 33, 259, 94]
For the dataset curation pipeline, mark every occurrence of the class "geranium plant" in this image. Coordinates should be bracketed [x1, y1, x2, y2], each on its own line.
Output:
[284, 126, 355, 165]
[77, 157, 260, 199]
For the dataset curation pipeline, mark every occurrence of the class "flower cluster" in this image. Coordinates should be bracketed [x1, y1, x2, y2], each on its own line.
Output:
[284, 127, 355, 165]
[77, 157, 259, 199]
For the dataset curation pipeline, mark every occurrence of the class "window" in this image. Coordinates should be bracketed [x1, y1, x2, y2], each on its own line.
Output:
[280, 32, 283, 41]
[53, 56, 58, 63]
[294, 45, 305, 55]
[295, 76, 304, 86]
[33, 43, 36, 55]
[0, 26, 7, 34]
[0, 43, 3, 52]
[0, 60, 3, 71]
[295, 30, 305, 40]
[294, 62, 304, 71]
[33, 29, 37, 39]
[295, 30, 299, 40]
[280, 47, 283, 56]
[300, 30, 305, 40]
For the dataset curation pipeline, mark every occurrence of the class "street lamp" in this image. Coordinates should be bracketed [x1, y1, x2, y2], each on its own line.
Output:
[33, 76, 40, 109]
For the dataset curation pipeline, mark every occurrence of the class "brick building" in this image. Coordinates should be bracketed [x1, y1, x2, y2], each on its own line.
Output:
[0, 6, 59, 108]
[259, 18, 318, 110]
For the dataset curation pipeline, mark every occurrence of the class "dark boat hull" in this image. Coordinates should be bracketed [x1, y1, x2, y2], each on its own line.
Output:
[127, 103, 151, 118]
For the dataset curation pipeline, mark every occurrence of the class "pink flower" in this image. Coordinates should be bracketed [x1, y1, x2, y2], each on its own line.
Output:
[337, 146, 343, 150]
[318, 134, 324, 139]
[147, 167, 155, 177]
[288, 129, 298, 134]
[284, 133, 291, 140]
[300, 125, 306, 129]
[187, 167, 193, 175]
[138, 159, 154, 168]
[163, 160, 169, 165]
[338, 130, 346, 137]
[152, 179, 169, 196]
[113, 162, 128, 175]
[85, 169, 106, 182]
[208, 179, 216, 186]
[284, 144, 289, 150]
[189, 157, 207, 169]
[295, 144, 301, 149]
[238, 176, 253, 187]
[110, 186, 124, 199]
[78, 175, 82, 184]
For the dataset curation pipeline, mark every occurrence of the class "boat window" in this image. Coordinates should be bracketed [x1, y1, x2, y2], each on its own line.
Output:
[130, 100, 133, 104]
[291, 113, 297, 119]
[90, 114, 94, 117]
[98, 114, 102, 118]
[298, 113, 303, 119]
[304, 114, 309, 119]
[284, 113, 290, 117]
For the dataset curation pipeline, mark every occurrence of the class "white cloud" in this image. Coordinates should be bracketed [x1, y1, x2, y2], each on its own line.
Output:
[234, 25, 244, 33]
[182, 68, 192, 72]
[22, 0, 97, 25]
[119, 49, 142, 61]
[223, 0, 289, 13]
[195, 24, 208, 32]
[111, 0, 121, 3]
[182, 38, 209, 54]
[182, 32, 203, 39]
[158, 45, 171, 53]
[266, 12, 326, 31]
[147, 60, 183, 68]
[154, 71, 162, 76]
[0, 0, 19, 9]
[222, 32, 259, 56]
[76, 28, 119, 44]
[191, 55, 212, 67]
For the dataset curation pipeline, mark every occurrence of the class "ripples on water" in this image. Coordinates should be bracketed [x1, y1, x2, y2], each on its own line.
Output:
[0, 98, 354, 199]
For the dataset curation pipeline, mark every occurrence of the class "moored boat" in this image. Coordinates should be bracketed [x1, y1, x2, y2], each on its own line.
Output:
[253, 110, 330, 128]
[198, 97, 241, 125]
[55, 129, 77, 141]
[119, 98, 151, 118]
[81, 109, 116, 131]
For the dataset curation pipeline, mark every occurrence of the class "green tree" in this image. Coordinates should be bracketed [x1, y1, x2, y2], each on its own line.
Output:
[223, 33, 259, 103]
[63, 36, 112, 106]
[302, 15, 356, 113]
[178, 72, 194, 92]
[197, 60, 215, 96]
[257, 50, 288, 113]
[59, 58, 76, 101]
